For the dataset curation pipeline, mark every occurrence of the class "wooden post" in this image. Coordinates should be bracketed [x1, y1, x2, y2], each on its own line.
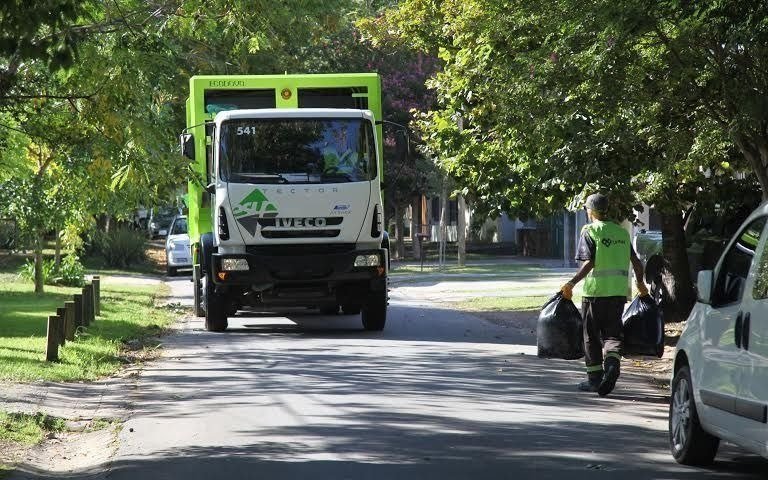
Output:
[83, 284, 94, 327]
[93, 275, 101, 316]
[64, 301, 75, 341]
[46, 315, 60, 362]
[56, 307, 66, 347]
[73, 294, 83, 330]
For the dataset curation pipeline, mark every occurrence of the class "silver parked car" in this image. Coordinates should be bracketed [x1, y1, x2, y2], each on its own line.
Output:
[165, 216, 191, 276]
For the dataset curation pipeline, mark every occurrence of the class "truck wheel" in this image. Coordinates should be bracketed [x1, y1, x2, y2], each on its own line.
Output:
[361, 291, 387, 331]
[320, 304, 339, 315]
[204, 280, 228, 332]
[193, 265, 204, 317]
[166, 266, 176, 277]
[669, 365, 719, 465]
[341, 304, 361, 315]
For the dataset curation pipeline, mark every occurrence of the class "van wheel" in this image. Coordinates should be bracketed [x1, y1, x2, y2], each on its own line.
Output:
[361, 291, 386, 331]
[166, 266, 176, 277]
[669, 365, 719, 465]
[204, 280, 228, 332]
[193, 265, 204, 317]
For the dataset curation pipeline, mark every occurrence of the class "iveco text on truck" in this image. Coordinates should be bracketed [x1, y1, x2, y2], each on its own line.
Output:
[180, 74, 388, 332]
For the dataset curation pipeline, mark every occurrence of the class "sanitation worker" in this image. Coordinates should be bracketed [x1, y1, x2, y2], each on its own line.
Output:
[560, 193, 648, 396]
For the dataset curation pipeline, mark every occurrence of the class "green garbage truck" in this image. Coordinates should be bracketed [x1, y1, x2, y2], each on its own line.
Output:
[180, 74, 388, 332]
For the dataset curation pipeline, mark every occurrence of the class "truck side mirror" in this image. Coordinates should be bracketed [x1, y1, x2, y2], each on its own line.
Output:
[395, 131, 410, 163]
[697, 269, 713, 304]
[180, 133, 195, 160]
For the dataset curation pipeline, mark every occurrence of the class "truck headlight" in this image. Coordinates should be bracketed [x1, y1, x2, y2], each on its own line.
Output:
[354, 254, 381, 267]
[221, 258, 249, 271]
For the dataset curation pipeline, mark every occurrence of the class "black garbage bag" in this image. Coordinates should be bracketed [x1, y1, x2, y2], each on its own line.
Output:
[621, 295, 664, 357]
[537, 293, 584, 360]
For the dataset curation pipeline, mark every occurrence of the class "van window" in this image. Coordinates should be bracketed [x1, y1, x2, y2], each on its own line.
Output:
[753, 219, 768, 300]
[712, 217, 766, 306]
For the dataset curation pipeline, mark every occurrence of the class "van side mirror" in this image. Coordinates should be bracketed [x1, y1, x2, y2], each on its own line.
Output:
[180, 133, 195, 160]
[697, 270, 713, 304]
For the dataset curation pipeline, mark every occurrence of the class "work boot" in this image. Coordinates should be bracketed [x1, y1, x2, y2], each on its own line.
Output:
[578, 372, 602, 392]
[598, 357, 621, 397]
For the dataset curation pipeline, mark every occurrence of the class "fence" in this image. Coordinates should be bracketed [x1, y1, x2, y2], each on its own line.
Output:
[45, 276, 101, 362]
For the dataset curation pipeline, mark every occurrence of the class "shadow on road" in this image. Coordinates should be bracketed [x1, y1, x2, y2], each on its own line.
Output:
[10, 301, 767, 480]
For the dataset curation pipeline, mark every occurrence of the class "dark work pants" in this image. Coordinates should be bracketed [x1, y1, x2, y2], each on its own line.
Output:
[581, 297, 625, 373]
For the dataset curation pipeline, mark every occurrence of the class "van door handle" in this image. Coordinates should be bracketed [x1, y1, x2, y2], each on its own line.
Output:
[743, 312, 751, 351]
[735, 312, 743, 349]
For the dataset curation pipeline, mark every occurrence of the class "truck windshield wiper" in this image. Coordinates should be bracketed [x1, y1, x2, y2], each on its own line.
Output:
[233, 173, 288, 184]
[321, 172, 353, 182]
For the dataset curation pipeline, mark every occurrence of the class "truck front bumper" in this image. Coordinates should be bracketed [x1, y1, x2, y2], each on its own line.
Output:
[209, 246, 387, 305]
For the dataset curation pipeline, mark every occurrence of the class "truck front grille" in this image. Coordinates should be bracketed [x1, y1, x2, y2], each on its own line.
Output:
[246, 244, 355, 256]
[261, 230, 340, 239]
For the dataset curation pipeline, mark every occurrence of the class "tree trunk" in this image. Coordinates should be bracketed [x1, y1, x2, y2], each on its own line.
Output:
[659, 211, 696, 323]
[439, 180, 448, 268]
[733, 132, 768, 202]
[393, 203, 402, 260]
[54, 230, 61, 269]
[411, 195, 422, 261]
[34, 232, 44, 294]
[457, 195, 467, 266]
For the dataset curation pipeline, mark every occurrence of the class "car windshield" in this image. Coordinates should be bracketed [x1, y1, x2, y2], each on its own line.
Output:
[155, 207, 177, 221]
[171, 218, 188, 235]
[219, 118, 377, 184]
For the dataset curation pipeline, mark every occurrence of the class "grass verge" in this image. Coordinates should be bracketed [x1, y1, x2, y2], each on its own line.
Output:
[0, 278, 174, 382]
[0, 412, 66, 446]
[391, 263, 548, 276]
[455, 295, 583, 312]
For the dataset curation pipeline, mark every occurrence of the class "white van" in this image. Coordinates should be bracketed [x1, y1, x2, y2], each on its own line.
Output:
[669, 202, 768, 464]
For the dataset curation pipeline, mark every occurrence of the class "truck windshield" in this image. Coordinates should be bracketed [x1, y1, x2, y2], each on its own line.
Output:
[219, 118, 377, 184]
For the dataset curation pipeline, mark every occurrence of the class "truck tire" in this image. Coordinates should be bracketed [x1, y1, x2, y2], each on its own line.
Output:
[204, 280, 228, 332]
[193, 265, 204, 318]
[361, 290, 387, 331]
[341, 304, 361, 315]
[320, 304, 339, 315]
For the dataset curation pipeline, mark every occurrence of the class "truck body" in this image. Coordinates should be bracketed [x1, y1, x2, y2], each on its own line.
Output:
[180, 74, 388, 332]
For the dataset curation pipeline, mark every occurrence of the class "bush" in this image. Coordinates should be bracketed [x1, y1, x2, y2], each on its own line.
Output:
[52, 255, 85, 287]
[18, 258, 56, 284]
[17, 255, 85, 287]
[96, 227, 146, 268]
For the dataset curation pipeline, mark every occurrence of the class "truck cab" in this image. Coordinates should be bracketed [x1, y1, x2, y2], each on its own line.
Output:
[180, 75, 388, 332]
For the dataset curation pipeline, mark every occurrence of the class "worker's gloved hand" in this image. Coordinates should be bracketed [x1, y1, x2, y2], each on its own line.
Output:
[637, 282, 650, 297]
[560, 282, 574, 300]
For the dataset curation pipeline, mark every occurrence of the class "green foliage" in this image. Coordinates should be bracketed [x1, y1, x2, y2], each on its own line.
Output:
[17, 259, 56, 285]
[54, 254, 85, 287]
[362, 0, 766, 218]
[17, 255, 85, 287]
[95, 227, 146, 268]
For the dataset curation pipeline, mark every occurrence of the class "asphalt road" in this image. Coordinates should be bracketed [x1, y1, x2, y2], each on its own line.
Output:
[25, 275, 768, 479]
